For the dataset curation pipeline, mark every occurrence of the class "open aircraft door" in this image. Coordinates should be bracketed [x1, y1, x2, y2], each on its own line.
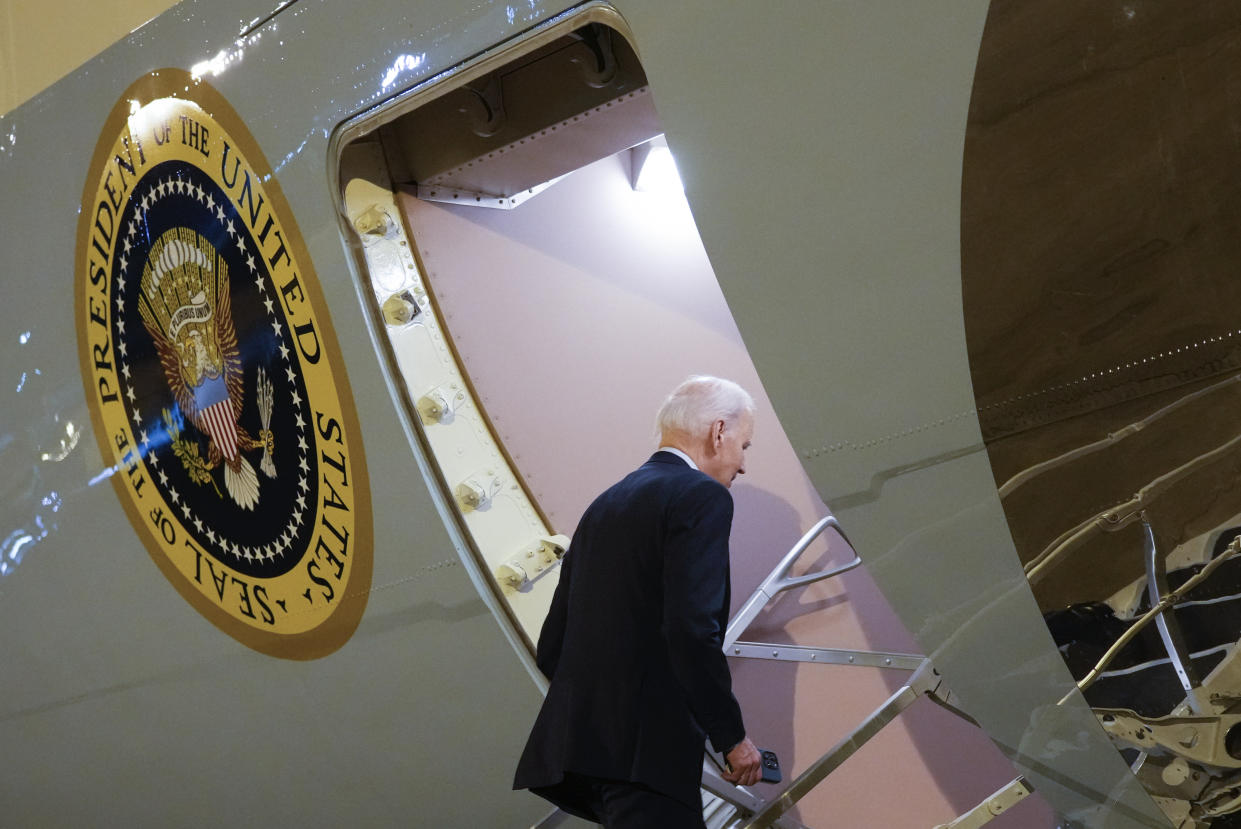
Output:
[608, 4, 1162, 826]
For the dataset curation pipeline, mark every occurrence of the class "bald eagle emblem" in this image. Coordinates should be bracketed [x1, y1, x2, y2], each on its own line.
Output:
[137, 227, 277, 509]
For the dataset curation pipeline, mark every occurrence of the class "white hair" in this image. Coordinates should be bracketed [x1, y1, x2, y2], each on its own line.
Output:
[655, 375, 755, 439]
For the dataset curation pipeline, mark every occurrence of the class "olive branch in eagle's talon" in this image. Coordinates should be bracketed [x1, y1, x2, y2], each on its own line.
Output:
[163, 407, 222, 497]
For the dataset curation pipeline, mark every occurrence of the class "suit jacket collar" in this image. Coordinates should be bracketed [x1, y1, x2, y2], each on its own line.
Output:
[654, 446, 698, 470]
[648, 450, 711, 481]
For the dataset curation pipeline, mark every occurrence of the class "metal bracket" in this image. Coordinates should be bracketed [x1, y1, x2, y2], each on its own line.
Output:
[455, 472, 502, 512]
[381, 289, 422, 327]
[728, 641, 922, 671]
[416, 384, 460, 425]
[933, 777, 1034, 829]
[1142, 516, 1207, 713]
[496, 535, 569, 591]
[414, 177, 561, 210]
[1096, 707, 1241, 769]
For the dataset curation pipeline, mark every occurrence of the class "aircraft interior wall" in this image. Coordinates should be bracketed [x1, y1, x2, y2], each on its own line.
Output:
[395, 151, 1054, 827]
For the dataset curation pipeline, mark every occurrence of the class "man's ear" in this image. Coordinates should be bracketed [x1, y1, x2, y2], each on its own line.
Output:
[710, 419, 726, 449]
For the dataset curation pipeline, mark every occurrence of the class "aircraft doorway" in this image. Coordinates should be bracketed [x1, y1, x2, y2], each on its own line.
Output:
[331, 8, 1046, 827]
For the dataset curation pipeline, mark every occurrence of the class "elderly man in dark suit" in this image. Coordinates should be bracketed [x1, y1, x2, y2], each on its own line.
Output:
[514, 375, 762, 828]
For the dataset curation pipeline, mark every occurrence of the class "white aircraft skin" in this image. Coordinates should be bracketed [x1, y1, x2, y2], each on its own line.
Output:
[0, 1, 1168, 827]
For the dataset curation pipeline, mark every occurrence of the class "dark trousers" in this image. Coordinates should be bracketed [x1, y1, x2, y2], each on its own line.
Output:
[535, 773, 706, 829]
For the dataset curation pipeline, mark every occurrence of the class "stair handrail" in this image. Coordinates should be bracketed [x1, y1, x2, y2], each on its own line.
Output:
[724, 515, 860, 650]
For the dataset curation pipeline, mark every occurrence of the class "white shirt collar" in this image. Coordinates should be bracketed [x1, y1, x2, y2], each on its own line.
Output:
[657, 446, 698, 471]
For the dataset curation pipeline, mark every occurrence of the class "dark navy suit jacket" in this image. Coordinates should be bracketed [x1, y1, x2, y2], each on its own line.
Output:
[513, 452, 746, 814]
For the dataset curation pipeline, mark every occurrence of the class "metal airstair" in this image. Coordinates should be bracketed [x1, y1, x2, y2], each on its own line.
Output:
[699, 515, 1030, 829]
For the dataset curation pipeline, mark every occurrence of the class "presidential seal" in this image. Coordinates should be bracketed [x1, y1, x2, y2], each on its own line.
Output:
[75, 69, 372, 659]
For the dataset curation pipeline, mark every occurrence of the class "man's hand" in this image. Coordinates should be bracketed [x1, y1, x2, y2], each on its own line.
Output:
[722, 737, 762, 786]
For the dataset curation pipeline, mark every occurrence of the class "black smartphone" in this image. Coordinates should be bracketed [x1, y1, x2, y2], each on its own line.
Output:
[759, 748, 781, 784]
[719, 746, 782, 784]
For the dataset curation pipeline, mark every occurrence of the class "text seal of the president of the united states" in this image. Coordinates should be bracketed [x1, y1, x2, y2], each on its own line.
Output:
[75, 69, 372, 659]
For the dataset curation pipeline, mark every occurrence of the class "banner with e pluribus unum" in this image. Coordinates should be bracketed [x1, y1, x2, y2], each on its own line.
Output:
[75, 69, 372, 658]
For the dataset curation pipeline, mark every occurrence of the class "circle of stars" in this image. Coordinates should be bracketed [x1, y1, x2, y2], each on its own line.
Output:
[114, 169, 312, 566]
